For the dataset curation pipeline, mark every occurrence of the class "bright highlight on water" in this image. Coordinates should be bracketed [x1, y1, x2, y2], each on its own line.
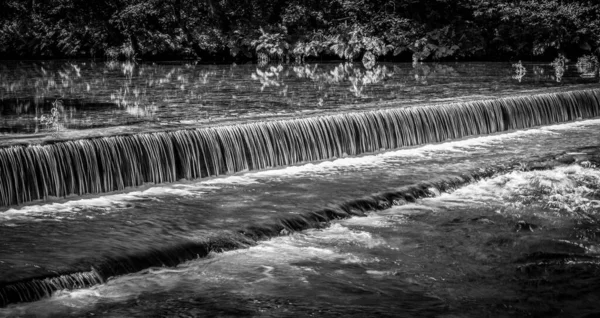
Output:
[1, 89, 598, 207]
[1, 61, 600, 317]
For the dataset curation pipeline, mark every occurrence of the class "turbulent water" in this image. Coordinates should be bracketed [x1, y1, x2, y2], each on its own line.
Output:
[1, 118, 600, 317]
[1, 60, 600, 316]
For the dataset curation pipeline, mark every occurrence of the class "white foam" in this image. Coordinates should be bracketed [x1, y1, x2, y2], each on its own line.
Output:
[541, 118, 600, 131]
[366, 270, 395, 276]
[428, 165, 600, 218]
[3, 117, 599, 221]
[249, 127, 561, 178]
[0, 217, 393, 315]
[340, 214, 394, 227]
[0, 185, 204, 221]
[248, 118, 599, 179]
[200, 175, 259, 185]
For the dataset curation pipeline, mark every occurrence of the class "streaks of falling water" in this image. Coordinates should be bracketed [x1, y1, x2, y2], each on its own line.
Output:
[0, 89, 599, 206]
[0, 271, 104, 308]
[0, 169, 498, 308]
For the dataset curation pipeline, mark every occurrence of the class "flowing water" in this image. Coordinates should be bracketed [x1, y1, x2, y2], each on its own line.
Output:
[0, 61, 600, 317]
[0, 61, 597, 138]
[1, 119, 600, 317]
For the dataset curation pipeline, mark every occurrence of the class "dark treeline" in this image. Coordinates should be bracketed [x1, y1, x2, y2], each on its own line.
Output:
[1, 0, 599, 62]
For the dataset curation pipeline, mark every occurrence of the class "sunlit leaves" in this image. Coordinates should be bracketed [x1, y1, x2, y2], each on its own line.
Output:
[251, 27, 291, 59]
[473, 0, 600, 57]
[0, 0, 599, 61]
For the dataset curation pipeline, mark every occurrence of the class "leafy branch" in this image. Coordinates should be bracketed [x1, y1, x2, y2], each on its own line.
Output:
[39, 99, 64, 133]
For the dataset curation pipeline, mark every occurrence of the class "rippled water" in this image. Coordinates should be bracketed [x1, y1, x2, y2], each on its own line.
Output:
[1, 119, 600, 317]
[1, 59, 599, 316]
[0, 61, 597, 136]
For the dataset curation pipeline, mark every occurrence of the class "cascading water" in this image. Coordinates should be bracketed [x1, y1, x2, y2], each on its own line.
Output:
[0, 167, 508, 307]
[0, 117, 599, 314]
[1, 89, 598, 207]
[2, 61, 600, 316]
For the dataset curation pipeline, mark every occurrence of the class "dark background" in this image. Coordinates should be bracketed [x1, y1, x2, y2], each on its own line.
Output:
[1, 0, 599, 62]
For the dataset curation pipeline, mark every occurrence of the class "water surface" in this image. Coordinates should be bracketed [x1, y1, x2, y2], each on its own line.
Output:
[1, 119, 600, 317]
[1, 61, 597, 138]
[1, 60, 599, 316]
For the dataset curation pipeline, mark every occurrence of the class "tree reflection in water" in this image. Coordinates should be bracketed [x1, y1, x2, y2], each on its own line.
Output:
[252, 63, 394, 100]
[0, 60, 598, 134]
[512, 61, 526, 83]
[576, 55, 599, 80]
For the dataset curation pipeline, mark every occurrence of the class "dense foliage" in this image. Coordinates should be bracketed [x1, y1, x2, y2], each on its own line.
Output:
[1, 0, 599, 61]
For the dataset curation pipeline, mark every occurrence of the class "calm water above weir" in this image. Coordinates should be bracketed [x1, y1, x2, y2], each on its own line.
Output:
[0, 60, 600, 317]
[0, 60, 598, 136]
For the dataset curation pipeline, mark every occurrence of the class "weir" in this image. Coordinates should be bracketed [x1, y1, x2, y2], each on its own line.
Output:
[1, 89, 599, 206]
[0, 168, 501, 307]
[1, 88, 599, 207]
[3, 139, 599, 308]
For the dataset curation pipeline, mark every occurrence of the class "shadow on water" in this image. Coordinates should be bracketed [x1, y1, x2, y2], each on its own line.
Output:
[0, 97, 127, 133]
